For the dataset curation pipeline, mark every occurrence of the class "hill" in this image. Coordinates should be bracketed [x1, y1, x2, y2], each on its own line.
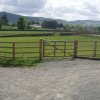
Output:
[68, 20, 100, 26]
[0, 12, 100, 26]
[0, 12, 67, 24]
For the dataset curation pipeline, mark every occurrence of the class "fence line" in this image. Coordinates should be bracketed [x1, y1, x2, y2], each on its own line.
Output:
[0, 39, 100, 60]
[0, 41, 40, 59]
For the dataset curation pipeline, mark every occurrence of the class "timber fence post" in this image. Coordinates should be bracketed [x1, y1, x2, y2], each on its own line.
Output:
[73, 40, 78, 58]
[93, 41, 97, 57]
[13, 42, 15, 60]
[39, 38, 43, 60]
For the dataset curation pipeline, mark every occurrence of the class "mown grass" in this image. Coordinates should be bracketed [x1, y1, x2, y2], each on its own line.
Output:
[0, 35, 99, 42]
[0, 31, 54, 36]
[0, 35, 100, 66]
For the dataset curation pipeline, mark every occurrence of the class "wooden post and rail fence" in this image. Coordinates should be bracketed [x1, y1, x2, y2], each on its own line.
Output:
[0, 39, 100, 60]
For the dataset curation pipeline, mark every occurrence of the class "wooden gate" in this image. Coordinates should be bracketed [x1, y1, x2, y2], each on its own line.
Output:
[39, 39, 78, 59]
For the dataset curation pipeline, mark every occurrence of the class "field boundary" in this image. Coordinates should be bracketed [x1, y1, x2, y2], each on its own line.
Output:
[0, 32, 76, 37]
[0, 39, 100, 60]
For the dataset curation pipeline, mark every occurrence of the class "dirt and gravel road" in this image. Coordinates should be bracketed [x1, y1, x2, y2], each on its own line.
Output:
[0, 59, 100, 100]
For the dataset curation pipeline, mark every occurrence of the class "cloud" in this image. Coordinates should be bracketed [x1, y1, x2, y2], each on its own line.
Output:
[18, 0, 46, 11]
[0, 0, 17, 5]
[0, 0, 47, 14]
[43, 0, 100, 20]
[0, 0, 100, 21]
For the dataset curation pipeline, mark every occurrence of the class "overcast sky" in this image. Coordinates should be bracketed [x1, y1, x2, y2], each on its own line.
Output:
[0, 0, 100, 21]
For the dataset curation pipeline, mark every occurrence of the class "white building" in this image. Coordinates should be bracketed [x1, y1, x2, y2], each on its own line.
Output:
[30, 24, 42, 28]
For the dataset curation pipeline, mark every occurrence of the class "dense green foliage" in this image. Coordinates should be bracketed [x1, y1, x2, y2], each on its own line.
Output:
[1, 14, 8, 25]
[42, 20, 64, 29]
[17, 16, 27, 30]
[0, 14, 8, 29]
[0, 17, 2, 29]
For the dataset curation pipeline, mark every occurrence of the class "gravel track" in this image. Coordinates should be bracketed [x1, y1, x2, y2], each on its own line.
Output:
[0, 59, 100, 100]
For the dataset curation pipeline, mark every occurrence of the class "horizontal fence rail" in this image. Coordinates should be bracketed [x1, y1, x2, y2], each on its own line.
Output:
[43, 40, 74, 58]
[0, 42, 40, 59]
[0, 39, 100, 60]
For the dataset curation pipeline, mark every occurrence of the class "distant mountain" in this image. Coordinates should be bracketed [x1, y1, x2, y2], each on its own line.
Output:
[68, 20, 100, 26]
[0, 12, 67, 24]
[0, 12, 100, 26]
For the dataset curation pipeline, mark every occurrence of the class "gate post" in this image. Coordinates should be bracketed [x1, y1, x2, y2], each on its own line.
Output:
[39, 38, 43, 60]
[43, 39, 45, 58]
[73, 40, 78, 58]
[93, 41, 97, 57]
[13, 42, 15, 60]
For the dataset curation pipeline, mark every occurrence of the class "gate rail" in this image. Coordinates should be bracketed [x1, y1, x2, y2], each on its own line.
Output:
[0, 39, 100, 60]
[0, 42, 40, 59]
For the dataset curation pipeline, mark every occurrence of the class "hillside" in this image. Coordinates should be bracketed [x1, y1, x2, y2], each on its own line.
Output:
[68, 20, 100, 26]
[0, 12, 67, 24]
[0, 12, 100, 26]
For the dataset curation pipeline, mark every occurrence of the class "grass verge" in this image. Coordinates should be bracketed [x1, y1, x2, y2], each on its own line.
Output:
[0, 58, 42, 67]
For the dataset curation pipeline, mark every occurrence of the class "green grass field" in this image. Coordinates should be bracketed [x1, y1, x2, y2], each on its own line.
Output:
[0, 35, 100, 66]
[0, 35, 99, 42]
[0, 30, 78, 37]
[0, 31, 54, 36]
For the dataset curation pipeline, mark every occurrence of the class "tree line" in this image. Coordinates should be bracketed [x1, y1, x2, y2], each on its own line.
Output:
[1, 14, 100, 34]
[0, 15, 8, 29]
[42, 20, 63, 29]
[0, 14, 64, 30]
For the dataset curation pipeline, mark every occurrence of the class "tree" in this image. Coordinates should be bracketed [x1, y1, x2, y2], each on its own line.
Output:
[52, 21, 58, 29]
[11, 23, 16, 27]
[0, 17, 2, 29]
[17, 16, 27, 30]
[58, 23, 63, 28]
[31, 21, 40, 25]
[31, 21, 34, 24]
[35, 21, 40, 25]
[1, 15, 8, 25]
[42, 20, 59, 29]
[26, 21, 31, 29]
